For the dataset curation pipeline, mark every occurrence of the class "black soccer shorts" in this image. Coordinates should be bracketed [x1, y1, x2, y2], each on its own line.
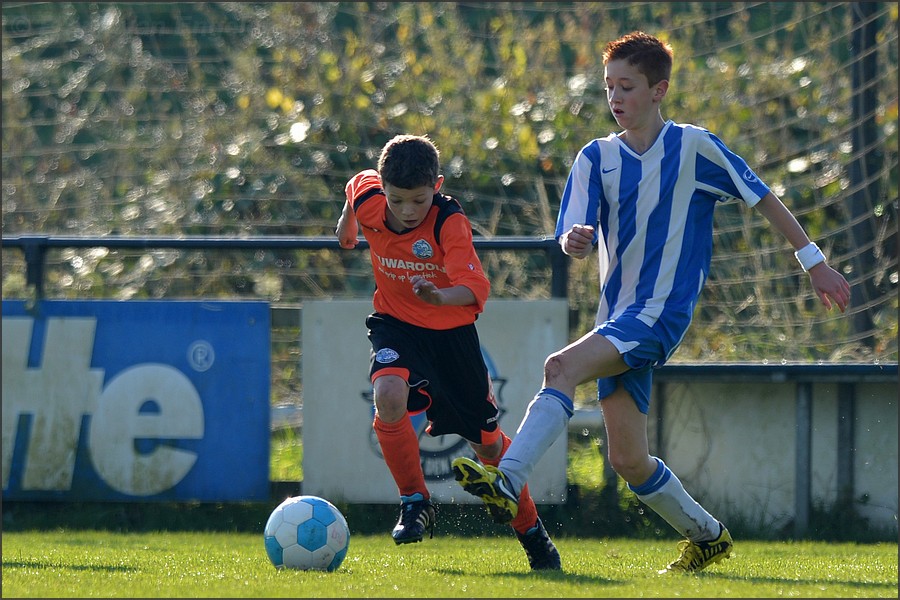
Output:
[365, 312, 500, 444]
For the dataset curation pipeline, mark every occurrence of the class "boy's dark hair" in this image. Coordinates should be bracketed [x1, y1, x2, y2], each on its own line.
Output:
[378, 134, 441, 189]
[603, 31, 673, 86]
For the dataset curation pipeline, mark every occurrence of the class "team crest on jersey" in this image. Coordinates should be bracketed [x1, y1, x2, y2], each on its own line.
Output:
[412, 239, 434, 259]
[742, 168, 759, 183]
[375, 348, 400, 364]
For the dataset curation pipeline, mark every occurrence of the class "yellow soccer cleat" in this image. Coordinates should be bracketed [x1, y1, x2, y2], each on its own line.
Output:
[451, 457, 519, 524]
[659, 522, 733, 574]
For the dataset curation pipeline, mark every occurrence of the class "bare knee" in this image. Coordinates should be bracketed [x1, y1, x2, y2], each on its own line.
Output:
[543, 351, 566, 384]
[607, 451, 655, 487]
[373, 376, 408, 423]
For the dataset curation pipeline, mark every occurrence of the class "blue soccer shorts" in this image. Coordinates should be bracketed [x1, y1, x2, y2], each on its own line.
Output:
[593, 316, 667, 414]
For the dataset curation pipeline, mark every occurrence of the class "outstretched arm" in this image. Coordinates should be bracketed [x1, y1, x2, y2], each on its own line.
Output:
[754, 192, 851, 313]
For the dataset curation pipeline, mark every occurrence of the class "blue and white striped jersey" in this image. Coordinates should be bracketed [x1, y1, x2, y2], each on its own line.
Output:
[555, 120, 771, 359]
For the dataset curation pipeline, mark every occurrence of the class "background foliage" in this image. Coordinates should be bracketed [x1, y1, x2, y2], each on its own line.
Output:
[2, 3, 897, 382]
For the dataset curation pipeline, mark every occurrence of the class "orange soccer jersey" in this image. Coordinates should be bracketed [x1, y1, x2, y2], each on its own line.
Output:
[344, 169, 490, 330]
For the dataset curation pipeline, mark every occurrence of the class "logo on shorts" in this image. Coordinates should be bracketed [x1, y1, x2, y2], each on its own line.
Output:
[375, 348, 399, 363]
[412, 239, 433, 259]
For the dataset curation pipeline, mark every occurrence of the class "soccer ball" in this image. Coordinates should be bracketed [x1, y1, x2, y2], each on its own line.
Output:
[263, 495, 350, 571]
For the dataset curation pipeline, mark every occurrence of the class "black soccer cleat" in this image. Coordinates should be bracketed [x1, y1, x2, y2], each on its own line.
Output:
[516, 518, 561, 571]
[391, 494, 436, 545]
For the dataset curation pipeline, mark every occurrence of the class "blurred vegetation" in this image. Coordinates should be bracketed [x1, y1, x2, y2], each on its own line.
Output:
[2, 2, 897, 379]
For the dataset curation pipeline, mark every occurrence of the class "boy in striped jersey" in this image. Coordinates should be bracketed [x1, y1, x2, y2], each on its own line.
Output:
[453, 31, 851, 574]
[336, 134, 560, 570]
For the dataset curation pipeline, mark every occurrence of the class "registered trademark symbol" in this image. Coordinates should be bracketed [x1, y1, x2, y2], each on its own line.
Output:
[187, 340, 215, 372]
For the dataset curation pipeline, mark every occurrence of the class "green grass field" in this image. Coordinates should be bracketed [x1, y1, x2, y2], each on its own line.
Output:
[2, 530, 896, 598]
[3, 435, 896, 597]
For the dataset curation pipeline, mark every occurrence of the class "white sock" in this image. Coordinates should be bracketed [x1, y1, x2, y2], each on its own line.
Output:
[629, 458, 721, 541]
[499, 388, 573, 495]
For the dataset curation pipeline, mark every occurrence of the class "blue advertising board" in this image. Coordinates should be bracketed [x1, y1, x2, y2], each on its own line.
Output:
[1, 300, 271, 502]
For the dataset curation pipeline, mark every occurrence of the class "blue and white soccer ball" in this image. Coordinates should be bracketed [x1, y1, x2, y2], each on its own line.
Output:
[264, 495, 350, 571]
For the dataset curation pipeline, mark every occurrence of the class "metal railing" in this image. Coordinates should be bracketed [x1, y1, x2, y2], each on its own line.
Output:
[2, 234, 570, 301]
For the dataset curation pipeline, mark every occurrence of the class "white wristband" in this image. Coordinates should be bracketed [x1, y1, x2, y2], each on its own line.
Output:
[794, 242, 826, 272]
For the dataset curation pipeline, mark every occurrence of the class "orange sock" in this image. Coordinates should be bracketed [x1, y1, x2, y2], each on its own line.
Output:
[477, 432, 539, 535]
[373, 415, 428, 500]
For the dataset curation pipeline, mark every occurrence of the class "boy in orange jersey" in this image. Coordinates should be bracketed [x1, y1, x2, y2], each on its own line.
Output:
[335, 134, 560, 570]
